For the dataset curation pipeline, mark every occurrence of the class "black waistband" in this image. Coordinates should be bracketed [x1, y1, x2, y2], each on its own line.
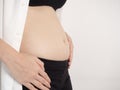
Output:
[37, 57, 69, 69]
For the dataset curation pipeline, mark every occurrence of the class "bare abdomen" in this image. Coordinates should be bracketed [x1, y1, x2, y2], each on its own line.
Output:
[20, 6, 70, 61]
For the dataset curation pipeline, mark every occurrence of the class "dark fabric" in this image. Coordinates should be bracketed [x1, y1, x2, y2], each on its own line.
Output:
[29, 0, 67, 11]
[22, 57, 73, 90]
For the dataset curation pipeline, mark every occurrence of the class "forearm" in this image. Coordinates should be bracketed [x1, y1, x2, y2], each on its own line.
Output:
[0, 39, 19, 64]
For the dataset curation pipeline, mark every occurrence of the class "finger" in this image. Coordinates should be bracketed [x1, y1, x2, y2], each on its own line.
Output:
[70, 42, 73, 57]
[69, 40, 74, 49]
[68, 51, 73, 68]
[35, 59, 45, 71]
[24, 82, 37, 90]
[70, 50, 73, 63]
[38, 69, 51, 83]
[31, 79, 49, 90]
[68, 36, 74, 48]
[68, 60, 72, 69]
[34, 74, 51, 88]
[68, 59, 71, 66]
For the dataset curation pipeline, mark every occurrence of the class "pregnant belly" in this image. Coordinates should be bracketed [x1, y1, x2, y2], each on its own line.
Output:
[20, 6, 70, 61]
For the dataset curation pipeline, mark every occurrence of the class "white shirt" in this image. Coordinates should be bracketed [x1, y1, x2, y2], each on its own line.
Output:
[0, 0, 63, 90]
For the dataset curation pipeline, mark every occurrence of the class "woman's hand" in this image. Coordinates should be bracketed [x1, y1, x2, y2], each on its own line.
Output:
[65, 32, 74, 69]
[4, 52, 51, 90]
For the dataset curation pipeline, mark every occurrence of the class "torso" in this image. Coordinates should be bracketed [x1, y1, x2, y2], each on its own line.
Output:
[20, 6, 70, 61]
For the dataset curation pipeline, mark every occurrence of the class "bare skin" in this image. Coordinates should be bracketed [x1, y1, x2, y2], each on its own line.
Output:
[0, 39, 51, 90]
[20, 6, 70, 60]
[0, 6, 74, 90]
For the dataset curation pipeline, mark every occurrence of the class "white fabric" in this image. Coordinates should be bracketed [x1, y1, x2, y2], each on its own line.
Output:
[0, 0, 30, 90]
[0, 0, 63, 90]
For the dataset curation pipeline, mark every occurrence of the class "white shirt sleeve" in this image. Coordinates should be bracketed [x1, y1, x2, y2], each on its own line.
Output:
[0, 0, 3, 39]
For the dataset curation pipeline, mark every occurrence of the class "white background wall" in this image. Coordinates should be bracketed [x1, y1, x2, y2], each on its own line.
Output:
[61, 0, 120, 90]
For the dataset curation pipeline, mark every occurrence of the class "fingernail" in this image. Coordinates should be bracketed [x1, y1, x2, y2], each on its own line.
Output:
[49, 78, 51, 82]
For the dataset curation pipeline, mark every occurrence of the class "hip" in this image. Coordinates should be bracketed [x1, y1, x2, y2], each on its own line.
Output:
[22, 57, 73, 90]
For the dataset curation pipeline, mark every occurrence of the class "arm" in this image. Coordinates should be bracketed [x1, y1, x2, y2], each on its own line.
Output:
[0, 39, 19, 63]
[0, 39, 51, 89]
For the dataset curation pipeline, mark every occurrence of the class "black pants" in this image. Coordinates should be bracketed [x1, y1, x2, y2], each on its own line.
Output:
[22, 57, 73, 90]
